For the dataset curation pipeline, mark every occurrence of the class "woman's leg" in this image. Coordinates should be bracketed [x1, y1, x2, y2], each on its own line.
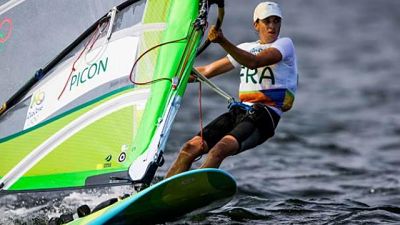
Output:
[165, 136, 208, 178]
[200, 135, 239, 168]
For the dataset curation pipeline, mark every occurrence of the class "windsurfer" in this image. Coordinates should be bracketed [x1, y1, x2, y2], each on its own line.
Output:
[166, 1, 298, 177]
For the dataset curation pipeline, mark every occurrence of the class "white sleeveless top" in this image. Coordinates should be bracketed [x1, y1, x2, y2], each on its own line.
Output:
[227, 37, 298, 114]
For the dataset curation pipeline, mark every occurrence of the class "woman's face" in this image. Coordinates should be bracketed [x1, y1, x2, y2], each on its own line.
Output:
[254, 16, 281, 43]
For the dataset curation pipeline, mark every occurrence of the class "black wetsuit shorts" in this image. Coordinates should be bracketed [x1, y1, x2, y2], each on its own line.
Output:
[197, 103, 280, 154]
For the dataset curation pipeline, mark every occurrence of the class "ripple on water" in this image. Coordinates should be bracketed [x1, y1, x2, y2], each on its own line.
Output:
[327, 208, 400, 225]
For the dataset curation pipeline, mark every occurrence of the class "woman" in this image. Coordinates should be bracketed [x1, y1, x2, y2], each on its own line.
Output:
[166, 1, 298, 177]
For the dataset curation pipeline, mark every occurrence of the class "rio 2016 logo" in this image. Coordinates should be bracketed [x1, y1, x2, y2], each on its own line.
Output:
[0, 18, 13, 52]
[30, 91, 45, 109]
[26, 91, 45, 122]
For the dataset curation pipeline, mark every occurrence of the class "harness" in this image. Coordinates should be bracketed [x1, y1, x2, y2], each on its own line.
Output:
[228, 101, 252, 111]
[228, 101, 276, 129]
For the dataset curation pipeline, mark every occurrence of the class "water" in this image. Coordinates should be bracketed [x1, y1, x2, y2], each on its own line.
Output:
[1, 0, 400, 224]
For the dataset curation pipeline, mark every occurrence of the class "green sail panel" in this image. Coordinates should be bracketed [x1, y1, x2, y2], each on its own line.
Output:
[0, 0, 202, 192]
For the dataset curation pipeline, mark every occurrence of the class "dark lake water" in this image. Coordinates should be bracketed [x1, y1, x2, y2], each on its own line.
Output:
[1, 0, 400, 224]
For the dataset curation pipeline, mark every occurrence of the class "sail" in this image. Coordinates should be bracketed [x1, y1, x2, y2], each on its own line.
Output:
[0, 0, 204, 192]
[0, 0, 127, 105]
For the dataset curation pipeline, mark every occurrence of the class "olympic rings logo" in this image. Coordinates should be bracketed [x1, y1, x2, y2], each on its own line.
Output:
[0, 18, 13, 44]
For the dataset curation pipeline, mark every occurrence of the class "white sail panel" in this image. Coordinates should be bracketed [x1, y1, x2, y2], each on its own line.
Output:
[24, 36, 140, 129]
